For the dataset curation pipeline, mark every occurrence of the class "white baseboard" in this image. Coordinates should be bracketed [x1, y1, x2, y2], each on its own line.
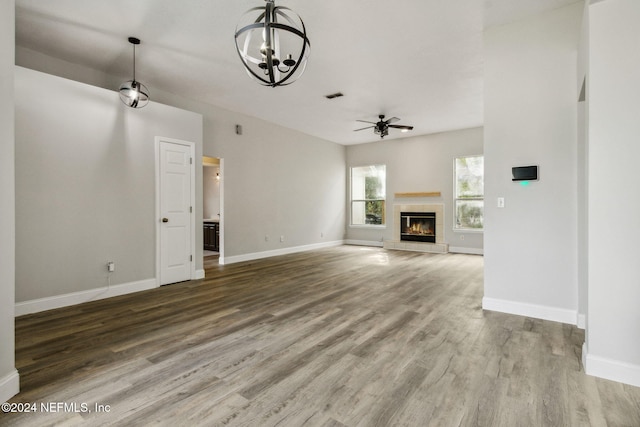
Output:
[15, 278, 158, 316]
[220, 240, 344, 265]
[448, 246, 484, 255]
[345, 241, 483, 254]
[584, 347, 640, 388]
[195, 269, 205, 280]
[344, 239, 384, 247]
[482, 297, 577, 325]
[577, 313, 586, 330]
[0, 369, 19, 403]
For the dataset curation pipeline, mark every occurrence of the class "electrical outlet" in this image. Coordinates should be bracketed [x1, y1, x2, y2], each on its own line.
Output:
[107, 262, 115, 272]
[497, 197, 505, 208]
[280, 235, 285, 242]
[265, 235, 269, 242]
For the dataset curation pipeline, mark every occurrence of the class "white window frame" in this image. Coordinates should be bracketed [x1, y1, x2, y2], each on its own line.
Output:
[454, 155, 484, 232]
[350, 164, 386, 228]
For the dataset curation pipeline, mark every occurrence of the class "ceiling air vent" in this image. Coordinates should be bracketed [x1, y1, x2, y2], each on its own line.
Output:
[325, 92, 344, 100]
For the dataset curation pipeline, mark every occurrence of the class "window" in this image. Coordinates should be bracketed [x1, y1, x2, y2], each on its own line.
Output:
[454, 155, 484, 230]
[351, 165, 386, 226]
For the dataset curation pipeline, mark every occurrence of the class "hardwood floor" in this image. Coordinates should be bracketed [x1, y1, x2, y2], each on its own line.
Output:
[3, 246, 640, 426]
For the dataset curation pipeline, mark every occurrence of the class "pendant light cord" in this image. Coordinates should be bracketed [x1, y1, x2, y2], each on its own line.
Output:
[132, 43, 136, 82]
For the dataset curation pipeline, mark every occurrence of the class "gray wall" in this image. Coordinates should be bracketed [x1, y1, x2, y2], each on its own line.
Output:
[483, 3, 581, 322]
[586, 0, 640, 386]
[577, 2, 589, 331]
[0, 0, 18, 403]
[15, 67, 203, 302]
[156, 95, 347, 262]
[345, 127, 484, 253]
[203, 165, 220, 220]
[15, 48, 347, 264]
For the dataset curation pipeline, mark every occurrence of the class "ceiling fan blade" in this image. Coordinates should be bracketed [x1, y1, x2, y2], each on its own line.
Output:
[388, 124, 414, 130]
[354, 126, 375, 132]
[356, 120, 377, 124]
[385, 117, 400, 124]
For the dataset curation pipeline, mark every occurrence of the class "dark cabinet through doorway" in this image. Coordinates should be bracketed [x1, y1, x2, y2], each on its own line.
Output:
[204, 221, 219, 252]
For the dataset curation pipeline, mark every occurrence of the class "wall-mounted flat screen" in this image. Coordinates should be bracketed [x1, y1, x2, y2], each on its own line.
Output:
[512, 165, 538, 181]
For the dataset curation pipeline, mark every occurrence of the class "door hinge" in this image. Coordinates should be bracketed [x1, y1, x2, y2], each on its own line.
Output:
[190, 255, 193, 262]
[190, 206, 193, 213]
[190, 157, 193, 165]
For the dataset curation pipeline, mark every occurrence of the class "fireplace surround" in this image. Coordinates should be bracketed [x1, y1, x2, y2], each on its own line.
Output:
[384, 203, 449, 253]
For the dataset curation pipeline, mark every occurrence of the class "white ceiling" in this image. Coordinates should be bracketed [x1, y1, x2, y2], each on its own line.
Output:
[15, 0, 580, 145]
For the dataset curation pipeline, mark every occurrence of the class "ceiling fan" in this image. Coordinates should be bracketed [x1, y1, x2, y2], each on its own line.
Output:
[354, 115, 414, 139]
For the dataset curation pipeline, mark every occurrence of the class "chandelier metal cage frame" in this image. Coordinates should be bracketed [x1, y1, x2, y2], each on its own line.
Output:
[235, 0, 310, 87]
[119, 37, 150, 108]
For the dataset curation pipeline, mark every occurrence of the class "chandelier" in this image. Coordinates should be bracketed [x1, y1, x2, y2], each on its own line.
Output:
[235, 0, 310, 87]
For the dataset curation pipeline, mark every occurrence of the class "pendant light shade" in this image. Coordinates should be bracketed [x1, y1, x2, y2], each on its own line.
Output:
[119, 37, 149, 108]
[235, 0, 310, 87]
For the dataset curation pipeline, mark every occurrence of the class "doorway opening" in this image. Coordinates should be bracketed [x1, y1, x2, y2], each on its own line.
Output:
[203, 156, 223, 266]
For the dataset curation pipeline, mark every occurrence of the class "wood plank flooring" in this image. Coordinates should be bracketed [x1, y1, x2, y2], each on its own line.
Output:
[3, 246, 640, 426]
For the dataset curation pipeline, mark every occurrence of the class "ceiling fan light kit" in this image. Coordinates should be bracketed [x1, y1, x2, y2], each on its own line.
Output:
[235, 0, 310, 87]
[119, 37, 150, 108]
[354, 115, 414, 139]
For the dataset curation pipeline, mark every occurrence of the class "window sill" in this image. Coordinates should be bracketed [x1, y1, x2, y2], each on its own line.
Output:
[453, 228, 484, 234]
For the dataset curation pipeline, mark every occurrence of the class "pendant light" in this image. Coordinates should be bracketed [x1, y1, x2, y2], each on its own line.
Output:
[235, 0, 310, 87]
[119, 37, 150, 108]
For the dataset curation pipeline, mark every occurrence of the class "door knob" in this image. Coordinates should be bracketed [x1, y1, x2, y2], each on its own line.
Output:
[162, 218, 169, 223]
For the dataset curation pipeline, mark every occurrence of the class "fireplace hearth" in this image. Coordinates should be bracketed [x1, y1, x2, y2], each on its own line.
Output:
[400, 212, 436, 243]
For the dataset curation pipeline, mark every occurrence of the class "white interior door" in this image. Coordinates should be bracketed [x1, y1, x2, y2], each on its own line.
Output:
[159, 139, 194, 285]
